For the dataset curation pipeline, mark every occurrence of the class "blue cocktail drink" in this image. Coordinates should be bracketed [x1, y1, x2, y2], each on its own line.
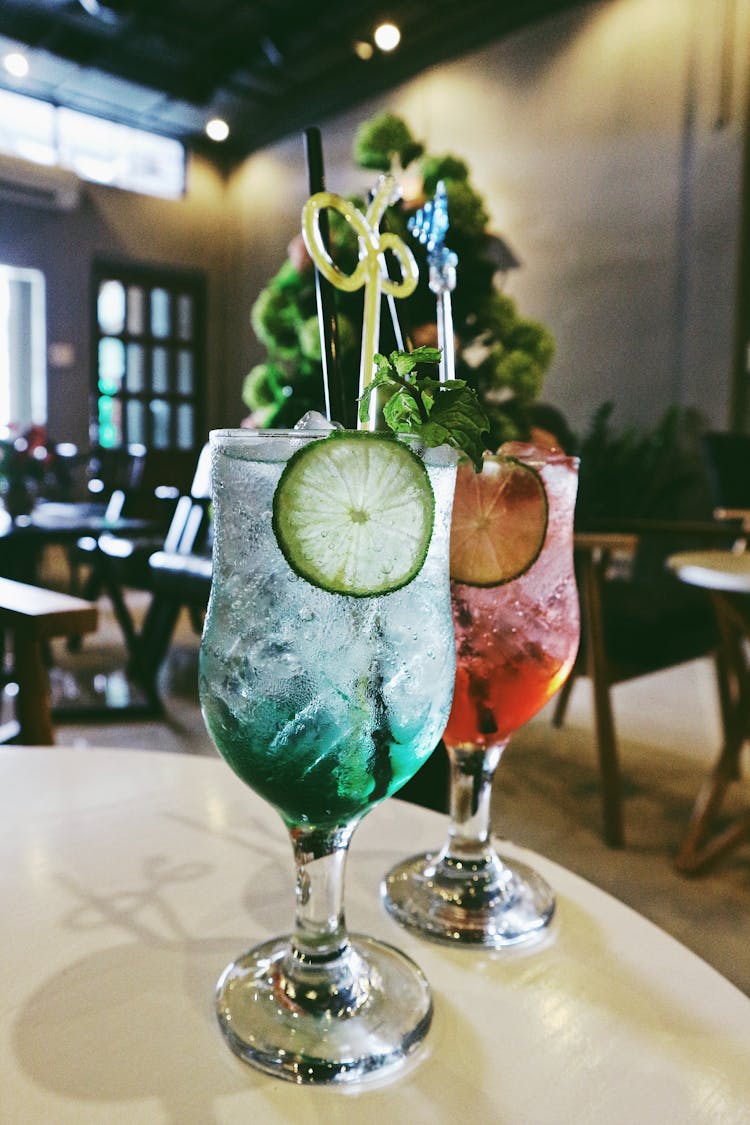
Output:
[200, 425, 456, 1083]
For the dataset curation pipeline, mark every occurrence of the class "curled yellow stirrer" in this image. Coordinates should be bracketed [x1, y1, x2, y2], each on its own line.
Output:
[302, 174, 418, 429]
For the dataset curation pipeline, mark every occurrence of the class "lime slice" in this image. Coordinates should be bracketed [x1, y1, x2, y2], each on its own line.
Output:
[272, 432, 435, 597]
[450, 455, 548, 586]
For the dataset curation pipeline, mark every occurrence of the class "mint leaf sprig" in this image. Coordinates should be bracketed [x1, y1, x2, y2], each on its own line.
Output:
[359, 347, 489, 471]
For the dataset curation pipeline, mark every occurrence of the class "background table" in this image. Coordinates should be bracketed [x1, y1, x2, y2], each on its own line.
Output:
[667, 550, 750, 873]
[667, 550, 750, 595]
[2, 747, 749, 1124]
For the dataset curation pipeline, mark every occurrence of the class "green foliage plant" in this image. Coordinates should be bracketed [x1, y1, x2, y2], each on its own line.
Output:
[244, 111, 556, 444]
[575, 402, 713, 527]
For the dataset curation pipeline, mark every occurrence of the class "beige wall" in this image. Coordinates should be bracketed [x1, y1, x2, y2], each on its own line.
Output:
[0, 0, 747, 449]
[228, 0, 750, 437]
[0, 152, 230, 450]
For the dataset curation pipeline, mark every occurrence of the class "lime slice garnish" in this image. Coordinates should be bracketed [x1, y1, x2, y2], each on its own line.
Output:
[272, 431, 435, 597]
[450, 455, 548, 586]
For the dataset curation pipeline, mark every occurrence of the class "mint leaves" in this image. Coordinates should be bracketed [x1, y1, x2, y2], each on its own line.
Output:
[359, 347, 489, 471]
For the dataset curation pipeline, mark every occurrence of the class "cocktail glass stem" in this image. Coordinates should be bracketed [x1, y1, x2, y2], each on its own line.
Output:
[382, 739, 556, 945]
[278, 825, 370, 1017]
[444, 742, 504, 860]
[427, 742, 517, 906]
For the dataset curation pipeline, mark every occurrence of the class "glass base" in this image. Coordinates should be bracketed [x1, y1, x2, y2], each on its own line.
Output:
[382, 849, 555, 948]
[215, 933, 432, 1084]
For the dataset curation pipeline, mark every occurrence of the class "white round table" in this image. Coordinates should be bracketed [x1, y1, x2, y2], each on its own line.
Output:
[667, 549, 750, 594]
[2, 746, 749, 1124]
[666, 550, 750, 873]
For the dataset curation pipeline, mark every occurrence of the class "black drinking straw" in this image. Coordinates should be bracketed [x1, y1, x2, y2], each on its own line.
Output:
[304, 127, 350, 427]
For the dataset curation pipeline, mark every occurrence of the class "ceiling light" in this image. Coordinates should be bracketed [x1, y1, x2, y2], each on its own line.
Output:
[3, 52, 29, 78]
[354, 40, 374, 61]
[374, 22, 401, 52]
[205, 118, 230, 142]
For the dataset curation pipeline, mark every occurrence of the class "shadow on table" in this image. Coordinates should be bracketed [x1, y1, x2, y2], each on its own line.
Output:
[12, 813, 750, 1123]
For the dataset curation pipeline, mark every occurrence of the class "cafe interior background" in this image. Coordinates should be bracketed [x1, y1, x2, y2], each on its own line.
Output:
[1, 0, 749, 990]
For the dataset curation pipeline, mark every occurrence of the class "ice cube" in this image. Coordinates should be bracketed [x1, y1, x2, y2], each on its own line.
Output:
[293, 410, 342, 431]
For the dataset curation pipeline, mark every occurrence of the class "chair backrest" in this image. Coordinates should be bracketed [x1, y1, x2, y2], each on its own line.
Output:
[188, 443, 212, 500]
[136, 448, 198, 495]
[86, 445, 146, 498]
[161, 444, 212, 556]
[702, 432, 750, 510]
[111, 446, 199, 525]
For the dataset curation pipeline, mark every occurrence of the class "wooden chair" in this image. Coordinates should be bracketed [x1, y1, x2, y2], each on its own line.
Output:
[663, 558, 750, 873]
[75, 446, 208, 659]
[23, 445, 189, 597]
[658, 437, 750, 872]
[554, 521, 740, 847]
[133, 461, 213, 702]
[701, 430, 750, 546]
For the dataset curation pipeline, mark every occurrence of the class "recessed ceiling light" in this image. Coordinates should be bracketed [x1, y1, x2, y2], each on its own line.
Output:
[205, 118, 230, 142]
[353, 40, 374, 61]
[374, 22, 401, 52]
[3, 52, 29, 78]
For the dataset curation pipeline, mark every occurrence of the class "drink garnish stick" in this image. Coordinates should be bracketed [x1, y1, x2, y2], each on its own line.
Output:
[408, 181, 457, 383]
[303, 127, 350, 427]
[302, 174, 418, 430]
[381, 254, 407, 351]
[368, 185, 412, 354]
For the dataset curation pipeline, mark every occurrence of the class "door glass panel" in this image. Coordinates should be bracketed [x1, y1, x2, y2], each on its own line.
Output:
[152, 346, 169, 393]
[98, 395, 121, 447]
[97, 280, 125, 335]
[127, 285, 144, 334]
[176, 294, 193, 340]
[98, 337, 125, 394]
[150, 288, 170, 338]
[150, 399, 171, 447]
[176, 349, 193, 394]
[177, 403, 193, 449]
[126, 399, 145, 444]
[126, 343, 144, 392]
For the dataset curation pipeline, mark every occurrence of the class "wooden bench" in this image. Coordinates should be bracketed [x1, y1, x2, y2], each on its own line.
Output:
[0, 578, 98, 744]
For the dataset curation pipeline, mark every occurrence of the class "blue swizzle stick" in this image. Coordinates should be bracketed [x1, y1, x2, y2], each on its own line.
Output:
[408, 180, 458, 383]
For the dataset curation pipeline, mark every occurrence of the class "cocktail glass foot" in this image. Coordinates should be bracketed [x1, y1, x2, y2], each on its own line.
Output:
[215, 933, 432, 1084]
[382, 849, 554, 948]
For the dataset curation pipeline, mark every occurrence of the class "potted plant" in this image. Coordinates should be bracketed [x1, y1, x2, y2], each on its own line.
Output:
[243, 111, 556, 448]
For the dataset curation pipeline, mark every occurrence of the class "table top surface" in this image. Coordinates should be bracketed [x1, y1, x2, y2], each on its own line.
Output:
[2, 746, 749, 1125]
[0, 503, 158, 541]
[667, 549, 750, 593]
[0, 576, 96, 619]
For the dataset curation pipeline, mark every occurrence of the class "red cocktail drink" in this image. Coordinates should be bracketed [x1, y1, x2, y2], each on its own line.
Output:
[384, 443, 579, 947]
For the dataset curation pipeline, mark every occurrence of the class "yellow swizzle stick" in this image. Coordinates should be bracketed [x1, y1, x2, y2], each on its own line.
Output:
[302, 174, 418, 430]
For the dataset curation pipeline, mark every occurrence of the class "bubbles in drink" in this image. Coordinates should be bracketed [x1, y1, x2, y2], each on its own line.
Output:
[444, 447, 579, 747]
[200, 432, 456, 830]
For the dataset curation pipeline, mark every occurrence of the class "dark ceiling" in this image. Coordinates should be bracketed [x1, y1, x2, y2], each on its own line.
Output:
[0, 0, 586, 163]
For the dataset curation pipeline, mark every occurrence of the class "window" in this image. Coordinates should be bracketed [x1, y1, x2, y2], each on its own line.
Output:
[0, 89, 185, 200]
[92, 263, 205, 453]
[0, 265, 46, 430]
